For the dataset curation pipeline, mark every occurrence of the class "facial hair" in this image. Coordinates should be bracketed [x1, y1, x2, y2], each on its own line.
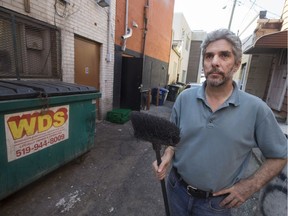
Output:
[205, 67, 234, 87]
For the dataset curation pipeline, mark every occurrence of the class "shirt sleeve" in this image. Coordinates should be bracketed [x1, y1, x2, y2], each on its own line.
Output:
[255, 107, 287, 159]
[170, 94, 181, 127]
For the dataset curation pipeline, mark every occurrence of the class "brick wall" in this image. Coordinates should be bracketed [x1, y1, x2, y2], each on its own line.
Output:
[0, 0, 115, 119]
[115, 0, 174, 63]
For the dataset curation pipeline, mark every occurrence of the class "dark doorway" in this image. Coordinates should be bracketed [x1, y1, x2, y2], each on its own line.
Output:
[120, 57, 143, 111]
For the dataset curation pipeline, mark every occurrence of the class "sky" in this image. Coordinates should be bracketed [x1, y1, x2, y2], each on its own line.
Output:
[174, 0, 285, 39]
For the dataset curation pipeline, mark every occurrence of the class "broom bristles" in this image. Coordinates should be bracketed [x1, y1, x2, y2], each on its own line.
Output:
[131, 111, 180, 146]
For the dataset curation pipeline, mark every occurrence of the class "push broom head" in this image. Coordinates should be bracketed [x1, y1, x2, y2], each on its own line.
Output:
[130, 111, 180, 147]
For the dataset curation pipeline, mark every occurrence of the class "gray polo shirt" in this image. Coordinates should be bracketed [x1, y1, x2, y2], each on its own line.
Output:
[171, 82, 287, 192]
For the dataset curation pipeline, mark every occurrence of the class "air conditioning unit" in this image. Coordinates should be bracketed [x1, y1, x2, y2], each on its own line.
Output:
[97, 0, 110, 7]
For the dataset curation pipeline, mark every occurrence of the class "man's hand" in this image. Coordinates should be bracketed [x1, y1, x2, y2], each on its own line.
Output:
[152, 146, 175, 180]
[213, 179, 255, 208]
[213, 158, 287, 208]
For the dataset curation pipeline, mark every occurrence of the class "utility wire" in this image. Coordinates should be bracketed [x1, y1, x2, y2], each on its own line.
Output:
[235, 0, 257, 35]
[250, 0, 282, 18]
[236, 0, 283, 38]
[238, 0, 256, 27]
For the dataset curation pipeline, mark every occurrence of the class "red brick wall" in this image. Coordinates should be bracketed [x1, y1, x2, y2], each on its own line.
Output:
[115, 0, 174, 63]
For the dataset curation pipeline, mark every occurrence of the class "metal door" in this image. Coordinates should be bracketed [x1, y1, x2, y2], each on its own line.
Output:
[74, 36, 100, 117]
[120, 57, 143, 111]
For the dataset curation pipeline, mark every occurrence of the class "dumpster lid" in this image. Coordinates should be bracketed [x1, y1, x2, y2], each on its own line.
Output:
[0, 80, 99, 100]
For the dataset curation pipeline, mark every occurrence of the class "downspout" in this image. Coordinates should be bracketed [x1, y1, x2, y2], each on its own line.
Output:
[142, 0, 149, 84]
[106, 3, 111, 62]
[121, 0, 129, 51]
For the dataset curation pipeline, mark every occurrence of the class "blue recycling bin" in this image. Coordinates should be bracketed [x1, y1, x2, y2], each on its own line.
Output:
[152, 88, 169, 106]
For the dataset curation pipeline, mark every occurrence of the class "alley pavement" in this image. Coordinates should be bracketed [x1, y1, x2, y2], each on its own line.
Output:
[0, 101, 286, 216]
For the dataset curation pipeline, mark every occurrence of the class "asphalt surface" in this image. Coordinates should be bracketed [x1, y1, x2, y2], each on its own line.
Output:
[0, 101, 268, 216]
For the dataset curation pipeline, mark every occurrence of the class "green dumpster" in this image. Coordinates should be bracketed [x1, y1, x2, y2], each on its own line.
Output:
[0, 80, 101, 200]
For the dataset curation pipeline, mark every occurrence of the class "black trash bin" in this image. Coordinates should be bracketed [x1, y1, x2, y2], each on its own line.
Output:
[167, 84, 182, 102]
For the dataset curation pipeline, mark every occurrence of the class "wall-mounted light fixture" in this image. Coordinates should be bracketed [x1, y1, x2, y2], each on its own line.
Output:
[132, 21, 138, 28]
[59, 0, 70, 5]
[97, 0, 110, 7]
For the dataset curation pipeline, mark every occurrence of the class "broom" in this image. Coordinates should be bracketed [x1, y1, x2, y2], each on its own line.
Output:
[130, 111, 180, 216]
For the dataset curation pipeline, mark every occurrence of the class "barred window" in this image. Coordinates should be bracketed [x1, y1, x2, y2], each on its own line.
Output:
[0, 8, 61, 79]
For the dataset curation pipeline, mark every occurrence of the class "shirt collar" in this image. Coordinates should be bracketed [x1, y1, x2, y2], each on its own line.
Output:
[197, 81, 240, 106]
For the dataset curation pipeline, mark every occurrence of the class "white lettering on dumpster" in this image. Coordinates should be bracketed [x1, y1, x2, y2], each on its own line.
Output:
[4, 105, 69, 162]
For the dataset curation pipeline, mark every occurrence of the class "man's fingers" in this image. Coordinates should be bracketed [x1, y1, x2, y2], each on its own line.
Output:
[152, 160, 166, 180]
[152, 161, 158, 171]
[219, 194, 233, 207]
[220, 194, 244, 209]
[213, 188, 230, 197]
[224, 198, 240, 208]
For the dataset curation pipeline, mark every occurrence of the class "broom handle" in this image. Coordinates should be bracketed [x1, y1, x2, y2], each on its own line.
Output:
[155, 149, 170, 216]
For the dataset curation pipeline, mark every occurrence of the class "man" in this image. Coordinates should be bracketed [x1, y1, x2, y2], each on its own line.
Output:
[153, 29, 287, 216]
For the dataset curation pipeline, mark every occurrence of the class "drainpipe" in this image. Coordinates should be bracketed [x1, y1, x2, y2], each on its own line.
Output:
[142, 0, 149, 85]
[121, 0, 129, 51]
[106, 3, 111, 62]
[142, 0, 149, 57]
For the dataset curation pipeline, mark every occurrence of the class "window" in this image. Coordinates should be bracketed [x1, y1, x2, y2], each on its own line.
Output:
[0, 8, 61, 79]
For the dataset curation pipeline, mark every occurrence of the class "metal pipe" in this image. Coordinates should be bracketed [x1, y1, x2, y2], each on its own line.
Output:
[121, 0, 129, 51]
[106, 3, 111, 62]
[125, 0, 128, 34]
[142, 0, 149, 86]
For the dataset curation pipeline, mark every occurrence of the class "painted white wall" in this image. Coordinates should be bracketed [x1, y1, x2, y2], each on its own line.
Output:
[281, 0, 288, 30]
[172, 13, 192, 83]
[0, 0, 115, 119]
[168, 48, 179, 84]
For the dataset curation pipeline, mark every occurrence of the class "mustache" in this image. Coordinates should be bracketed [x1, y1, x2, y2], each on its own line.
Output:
[206, 68, 224, 76]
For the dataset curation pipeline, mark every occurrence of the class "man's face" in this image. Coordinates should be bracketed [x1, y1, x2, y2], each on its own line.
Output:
[203, 39, 239, 87]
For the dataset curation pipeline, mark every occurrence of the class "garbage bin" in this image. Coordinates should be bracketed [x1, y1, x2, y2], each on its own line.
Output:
[0, 80, 101, 200]
[151, 87, 169, 106]
[167, 84, 182, 102]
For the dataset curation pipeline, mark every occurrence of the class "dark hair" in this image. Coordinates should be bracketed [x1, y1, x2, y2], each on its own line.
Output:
[201, 29, 242, 64]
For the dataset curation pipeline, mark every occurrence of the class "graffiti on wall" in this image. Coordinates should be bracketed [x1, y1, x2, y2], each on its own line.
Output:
[259, 165, 287, 216]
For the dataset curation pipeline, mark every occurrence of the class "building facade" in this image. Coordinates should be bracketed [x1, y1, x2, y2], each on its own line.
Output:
[243, 1, 287, 120]
[186, 30, 206, 83]
[114, 0, 174, 110]
[171, 12, 191, 84]
[0, 0, 116, 119]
